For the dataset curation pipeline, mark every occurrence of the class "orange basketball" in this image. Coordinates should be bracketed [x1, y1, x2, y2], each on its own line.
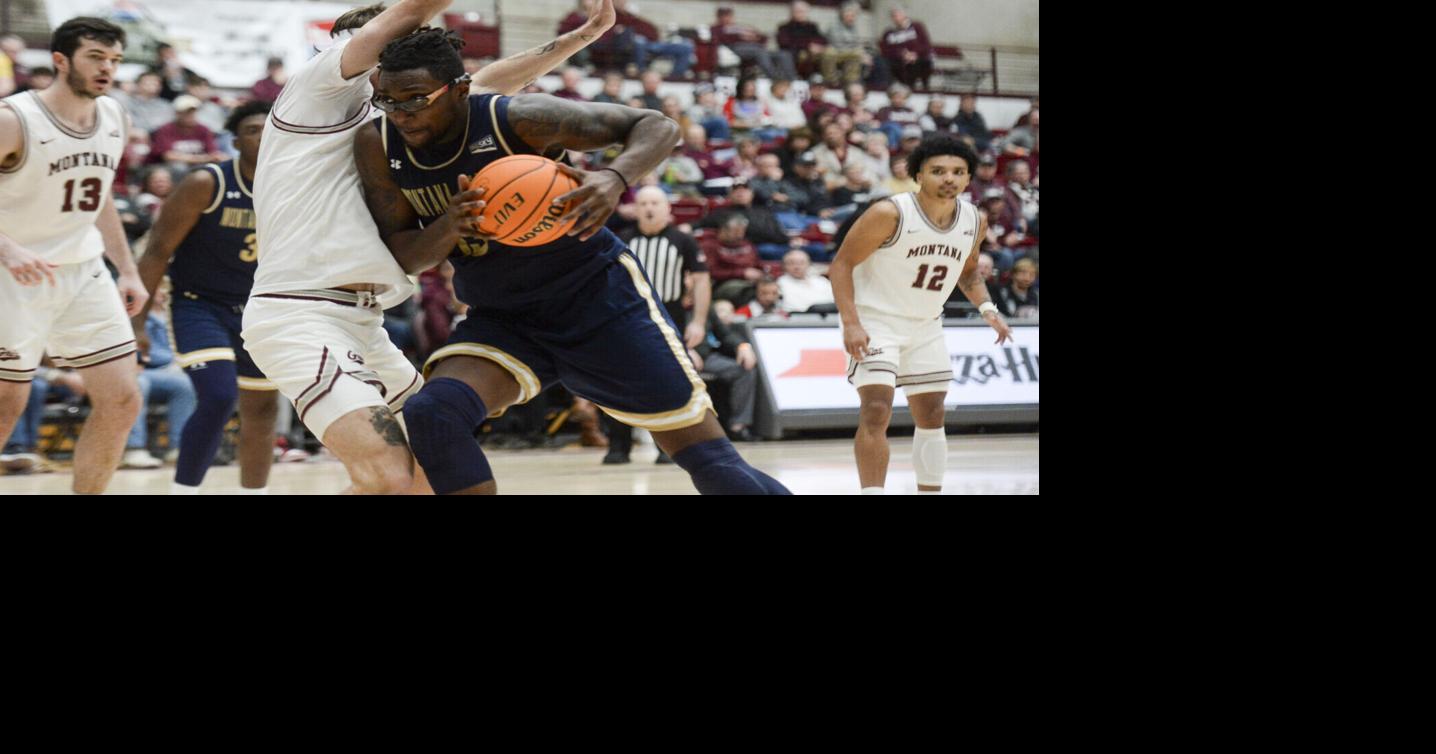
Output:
[467, 155, 580, 247]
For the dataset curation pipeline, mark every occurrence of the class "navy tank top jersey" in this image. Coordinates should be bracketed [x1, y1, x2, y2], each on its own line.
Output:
[167, 160, 258, 307]
[379, 93, 625, 310]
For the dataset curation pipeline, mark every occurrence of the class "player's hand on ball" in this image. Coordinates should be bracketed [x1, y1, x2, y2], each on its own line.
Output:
[984, 311, 1013, 345]
[552, 163, 625, 242]
[1, 242, 58, 287]
[451, 174, 493, 240]
[116, 273, 148, 318]
[843, 322, 870, 363]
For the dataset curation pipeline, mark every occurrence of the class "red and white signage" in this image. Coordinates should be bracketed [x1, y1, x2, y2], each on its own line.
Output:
[752, 325, 1039, 410]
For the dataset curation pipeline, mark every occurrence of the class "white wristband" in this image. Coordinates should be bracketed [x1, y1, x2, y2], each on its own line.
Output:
[978, 302, 1000, 317]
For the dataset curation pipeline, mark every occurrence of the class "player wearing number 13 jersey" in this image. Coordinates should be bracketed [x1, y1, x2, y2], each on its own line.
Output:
[829, 133, 1013, 495]
[1, 18, 152, 495]
[132, 100, 280, 495]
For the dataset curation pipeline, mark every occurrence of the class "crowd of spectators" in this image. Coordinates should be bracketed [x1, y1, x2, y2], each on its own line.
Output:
[2, 2, 1037, 472]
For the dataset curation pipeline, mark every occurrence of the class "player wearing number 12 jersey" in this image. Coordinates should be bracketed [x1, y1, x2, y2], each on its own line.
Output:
[828, 133, 1013, 495]
[131, 100, 279, 495]
[0, 18, 151, 494]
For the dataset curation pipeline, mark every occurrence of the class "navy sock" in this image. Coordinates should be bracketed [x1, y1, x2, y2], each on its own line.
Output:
[175, 361, 239, 487]
[404, 377, 493, 494]
[671, 437, 792, 495]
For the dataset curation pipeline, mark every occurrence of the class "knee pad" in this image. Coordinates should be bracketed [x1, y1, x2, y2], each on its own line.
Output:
[672, 437, 792, 495]
[404, 378, 493, 494]
[911, 426, 947, 487]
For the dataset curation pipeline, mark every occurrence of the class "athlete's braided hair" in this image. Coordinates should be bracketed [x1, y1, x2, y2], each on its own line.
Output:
[379, 27, 466, 84]
[225, 100, 272, 134]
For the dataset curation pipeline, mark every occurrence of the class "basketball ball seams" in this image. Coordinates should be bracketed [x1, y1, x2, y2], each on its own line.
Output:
[500, 166, 563, 243]
[476, 161, 549, 237]
[472, 155, 580, 246]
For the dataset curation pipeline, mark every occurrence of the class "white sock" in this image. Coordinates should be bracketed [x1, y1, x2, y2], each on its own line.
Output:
[170, 482, 200, 495]
[861, 486, 886, 495]
[912, 426, 948, 488]
[238, 487, 269, 495]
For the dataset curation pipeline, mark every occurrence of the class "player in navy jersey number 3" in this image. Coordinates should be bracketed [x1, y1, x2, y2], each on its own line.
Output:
[354, 29, 789, 494]
[132, 101, 278, 494]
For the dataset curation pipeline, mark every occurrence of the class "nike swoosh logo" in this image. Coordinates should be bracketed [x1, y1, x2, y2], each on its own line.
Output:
[907, 229, 921, 233]
[109, 131, 121, 137]
[92, 271, 102, 278]
[39, 138, 55, 145]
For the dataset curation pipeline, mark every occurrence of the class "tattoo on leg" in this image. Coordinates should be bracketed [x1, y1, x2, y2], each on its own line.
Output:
[369, 407, 408, 448]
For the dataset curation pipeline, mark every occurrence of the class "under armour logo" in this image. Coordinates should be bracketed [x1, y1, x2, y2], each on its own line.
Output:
[390, 159, 402, 170]
[0, 348, 19, 361]
[227, 191, 241, 199]
[347, 351, 365, 365]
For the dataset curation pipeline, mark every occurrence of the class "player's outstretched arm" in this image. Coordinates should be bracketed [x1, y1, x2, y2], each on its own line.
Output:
[828, 199, 898, 362]
[955, 214, 1012, 344]
[471, 0, 615, 96]
[353, 125, 486, 274]
[340, 0, 456, 80]
[131, 168, 216, 325]
[506, 95, 681, 241]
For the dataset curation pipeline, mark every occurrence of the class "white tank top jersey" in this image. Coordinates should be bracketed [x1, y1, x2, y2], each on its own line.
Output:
[854, 192, 980, 322]
[250, 38, 412, 309]
[0, 92, 127, 265]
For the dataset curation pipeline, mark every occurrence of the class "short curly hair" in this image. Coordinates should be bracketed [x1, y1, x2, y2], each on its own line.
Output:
[225, 100, 272, 134]
[379, 27, 466, 83]
[905, 132, 979, 181]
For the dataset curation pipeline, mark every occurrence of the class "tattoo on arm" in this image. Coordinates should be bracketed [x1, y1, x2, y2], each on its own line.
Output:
[534, 40, 558, 56]
[368, 407, 410, 448]
[507, 96, 640, 153]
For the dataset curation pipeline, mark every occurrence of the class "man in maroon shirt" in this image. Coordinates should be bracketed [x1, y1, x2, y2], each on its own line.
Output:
[148, 95, 226, 171]
[776, 1, 827, 78]
[703, 215, 765, 305]
[713, 6, 796, 80]
[249, 57, 285, 103]
[879, 6, 934, 90]
[682, 123, 730, 181]
[550, 66, 587, 100]
[802, 76, 840, 125]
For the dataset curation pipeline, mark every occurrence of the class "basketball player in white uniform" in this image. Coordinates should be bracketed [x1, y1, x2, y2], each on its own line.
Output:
[829, 133, 1013, 495]
[241, 0, 615, 493]
[0, 18, 150, 494]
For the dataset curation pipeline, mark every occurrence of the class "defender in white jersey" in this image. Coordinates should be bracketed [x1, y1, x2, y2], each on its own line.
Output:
[829, 133, 1012, 495]
[240, 0, 616, 493]
[0, 18, 151, 493]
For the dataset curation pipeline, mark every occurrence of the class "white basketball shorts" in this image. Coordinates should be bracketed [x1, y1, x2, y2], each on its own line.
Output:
[240, 291, 422, 441]
[0, 256, 137, 382]
[844, 311, 953, 396]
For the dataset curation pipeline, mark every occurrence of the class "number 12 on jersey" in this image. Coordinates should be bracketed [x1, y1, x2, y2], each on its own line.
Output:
[911, 264, 948, 291]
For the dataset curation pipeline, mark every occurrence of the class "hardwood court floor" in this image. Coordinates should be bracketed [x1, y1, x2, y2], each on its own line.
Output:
[0, 435, 1038, 495]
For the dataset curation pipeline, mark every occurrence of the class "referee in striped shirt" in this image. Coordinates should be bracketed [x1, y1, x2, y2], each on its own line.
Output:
[607, 186, 711, 464]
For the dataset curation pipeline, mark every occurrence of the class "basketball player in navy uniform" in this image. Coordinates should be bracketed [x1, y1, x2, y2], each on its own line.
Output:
[131, 101, 279, 494]
[828, 133, 1013, 494]
[354, 29, 790, 494]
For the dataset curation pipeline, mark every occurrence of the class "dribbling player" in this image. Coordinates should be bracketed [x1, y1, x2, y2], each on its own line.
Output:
[0, 18, 150, 494]
[353, 30, 791, 494]
[239, 0, 615, 494]
[828, 133, 1013, 495]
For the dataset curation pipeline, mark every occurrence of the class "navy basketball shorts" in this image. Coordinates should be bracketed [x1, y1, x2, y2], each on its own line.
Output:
[423, 252, 714, 432]
[168, 292, 275, 391]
